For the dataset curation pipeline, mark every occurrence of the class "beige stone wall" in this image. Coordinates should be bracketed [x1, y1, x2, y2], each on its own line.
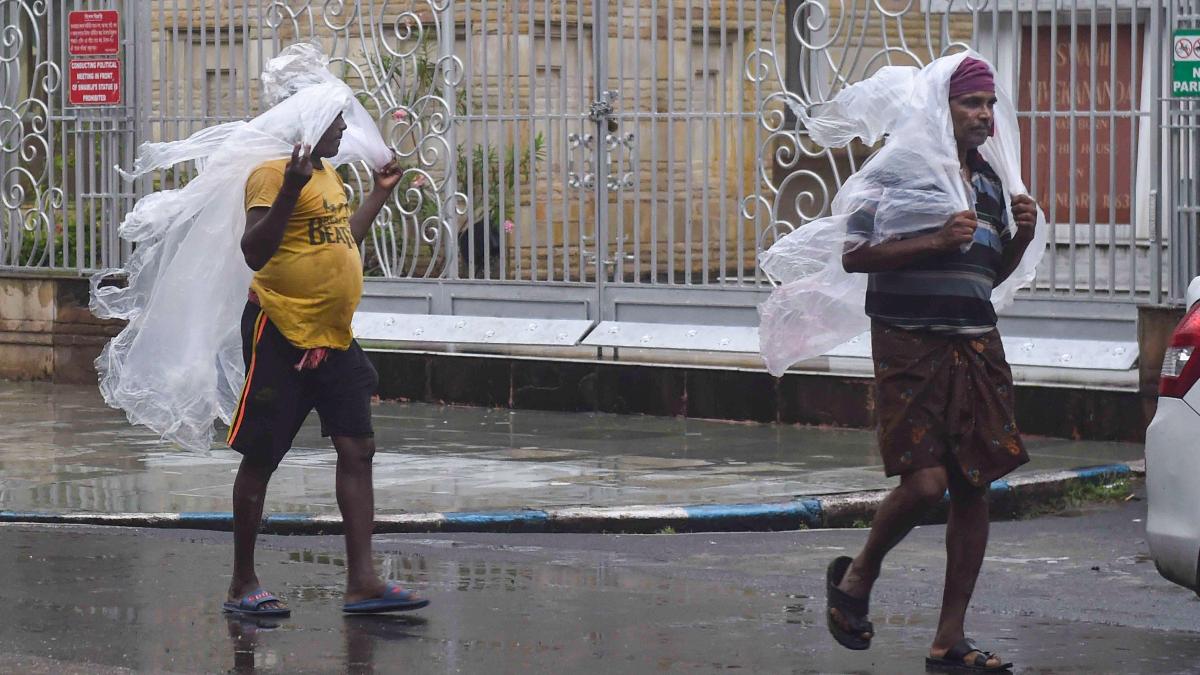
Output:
[0, 274, 123, 383]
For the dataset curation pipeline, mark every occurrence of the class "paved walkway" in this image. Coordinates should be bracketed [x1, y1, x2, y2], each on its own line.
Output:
[0, 381, 1142, 515]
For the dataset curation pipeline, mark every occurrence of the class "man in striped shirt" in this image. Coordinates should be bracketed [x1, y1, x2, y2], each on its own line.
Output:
[826, 58, 1038, 673]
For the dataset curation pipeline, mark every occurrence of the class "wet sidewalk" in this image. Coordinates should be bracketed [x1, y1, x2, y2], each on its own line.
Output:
[0, 381, 1142, 516]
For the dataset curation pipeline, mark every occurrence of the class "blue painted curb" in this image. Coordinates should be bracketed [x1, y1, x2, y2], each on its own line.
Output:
[0, 461, 1140, 535]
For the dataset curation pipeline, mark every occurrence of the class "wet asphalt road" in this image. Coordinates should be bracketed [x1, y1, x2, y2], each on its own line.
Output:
[1, 488, 1197, 674]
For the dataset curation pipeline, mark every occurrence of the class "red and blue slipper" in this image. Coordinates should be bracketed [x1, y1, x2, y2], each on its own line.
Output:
[222, 588, 291, 618]
[342, 582, 430, 614]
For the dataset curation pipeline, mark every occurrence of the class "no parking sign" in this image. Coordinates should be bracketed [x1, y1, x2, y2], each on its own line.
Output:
[1174, 29, 1200, 97]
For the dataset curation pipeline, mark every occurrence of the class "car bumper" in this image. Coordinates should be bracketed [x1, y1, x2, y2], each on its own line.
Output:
[1146, 396, 1200, 592]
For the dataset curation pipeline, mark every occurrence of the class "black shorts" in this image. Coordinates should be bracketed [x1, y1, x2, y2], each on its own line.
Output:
[227, 302, 379, 469]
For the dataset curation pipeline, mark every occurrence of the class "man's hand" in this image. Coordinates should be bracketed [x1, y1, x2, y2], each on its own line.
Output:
[1010, 194, 1037, 243]
[350, 156, 404, 244]
[372, 157, 404, 193]
[283, 143, 313, 193]
[933, 210, 978, 252]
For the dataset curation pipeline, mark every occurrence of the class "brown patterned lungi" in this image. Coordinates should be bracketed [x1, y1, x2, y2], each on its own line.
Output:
[871, 320, 1029, 487]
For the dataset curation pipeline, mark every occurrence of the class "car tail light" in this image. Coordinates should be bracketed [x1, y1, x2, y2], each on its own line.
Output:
[1161, 306, 1200, 398]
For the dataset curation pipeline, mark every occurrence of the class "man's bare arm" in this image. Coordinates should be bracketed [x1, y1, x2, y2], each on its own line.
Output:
[241, 144, 311, 271]
[842, 210, 977, 273]
[348, 188, 391, 245]
[994, 194, 1037, 284]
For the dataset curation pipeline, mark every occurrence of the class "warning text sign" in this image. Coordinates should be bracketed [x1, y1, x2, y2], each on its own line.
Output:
[1174, 29, 1200, 97]
[68, 10, 120, 56]
[69, 59, 122, 106]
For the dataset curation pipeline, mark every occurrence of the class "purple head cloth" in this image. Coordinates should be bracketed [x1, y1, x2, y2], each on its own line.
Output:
[948, 57, 995, 99]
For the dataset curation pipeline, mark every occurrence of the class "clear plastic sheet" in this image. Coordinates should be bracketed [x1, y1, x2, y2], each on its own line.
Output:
[91, 43, 393, 451]
[758, 51, 1048, 377]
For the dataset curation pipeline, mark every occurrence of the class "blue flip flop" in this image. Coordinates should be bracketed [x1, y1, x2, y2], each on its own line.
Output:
[222, 588, 291, 618]
[342, 582, 430, 614]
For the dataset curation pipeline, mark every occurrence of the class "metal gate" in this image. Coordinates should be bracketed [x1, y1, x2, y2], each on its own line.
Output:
[0, 0, 142, 270]
[0, 1, 1180, 355]
[349, 0, 774, 349]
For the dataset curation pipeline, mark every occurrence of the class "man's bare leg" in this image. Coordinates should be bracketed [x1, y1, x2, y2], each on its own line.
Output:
[831, 466, 949, 639]
[228, 457, 286, 610]
[928, 468, 1003, 668]
[332, 435, 389, 603]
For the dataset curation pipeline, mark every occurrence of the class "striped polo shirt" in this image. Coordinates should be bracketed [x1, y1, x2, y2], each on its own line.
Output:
[847, 151, 1011, 335]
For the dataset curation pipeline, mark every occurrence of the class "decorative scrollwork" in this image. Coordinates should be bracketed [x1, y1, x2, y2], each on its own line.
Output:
[0, 0, 64, 268]
[567, 132, 596, 191]
[750, 0, 984, 270]
[274, 0, 468, 279]
[604, 132, 636, 192]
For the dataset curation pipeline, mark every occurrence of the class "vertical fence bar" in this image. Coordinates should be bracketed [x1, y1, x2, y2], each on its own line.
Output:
[1028, 2, 1041, 292]
[665, 0, 675, 283]
[632, 0, 644, 283]
[1087, 3, 1097, 297]
[735, 0, 746, 283]
[1048, 3, 1058, 293]
[1067, 2, 1077, 295]
[700, 0, 710, 285]
[612, 0, 624, 282]
[240, 0, 248, 119]
[575, 0, 585, 283]
[683, 0, 694, 284]
[649, 0, 660, 283]
[594, 0, 610, 309]
[1107, 0, 1117, 297]
[718, 0, 728, 284]
[542, 0, 554, 280]
[1151, 0, 1162, 304]
[441, 0, 459, 276]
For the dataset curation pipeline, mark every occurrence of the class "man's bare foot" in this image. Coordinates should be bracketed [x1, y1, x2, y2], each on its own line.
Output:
[343, 576, 391, 605]
[928, 638, 1009, 671]
[228, 577, 287, 612]
[829, 559, 875, 641]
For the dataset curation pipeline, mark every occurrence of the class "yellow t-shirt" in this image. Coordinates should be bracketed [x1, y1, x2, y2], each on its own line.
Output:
[244, 159, 362, 350]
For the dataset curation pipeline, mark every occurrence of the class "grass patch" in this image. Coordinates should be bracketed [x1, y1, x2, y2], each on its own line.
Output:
[1064, 478, 1133, 506]
[656, 526, 677, 535]
[1018, 477, 1135, 520]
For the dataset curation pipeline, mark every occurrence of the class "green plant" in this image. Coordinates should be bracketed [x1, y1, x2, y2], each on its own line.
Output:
[1063, 478, 1132, 505]
[1017, 476, 1135, 520]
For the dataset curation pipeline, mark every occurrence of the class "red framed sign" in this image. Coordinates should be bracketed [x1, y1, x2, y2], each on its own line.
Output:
[69, 59, 122, 106]
[68, 10, 120, 56]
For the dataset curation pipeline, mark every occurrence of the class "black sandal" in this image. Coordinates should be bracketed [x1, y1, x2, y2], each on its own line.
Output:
[925, 638, 1013, 672]
[825, 556, 873, 651]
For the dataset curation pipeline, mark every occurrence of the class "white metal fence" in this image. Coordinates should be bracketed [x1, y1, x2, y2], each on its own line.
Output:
[0, 1, 1188, 345]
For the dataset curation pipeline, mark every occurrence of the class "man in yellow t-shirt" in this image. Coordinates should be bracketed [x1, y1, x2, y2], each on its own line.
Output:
[222, 113, 429, 618]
